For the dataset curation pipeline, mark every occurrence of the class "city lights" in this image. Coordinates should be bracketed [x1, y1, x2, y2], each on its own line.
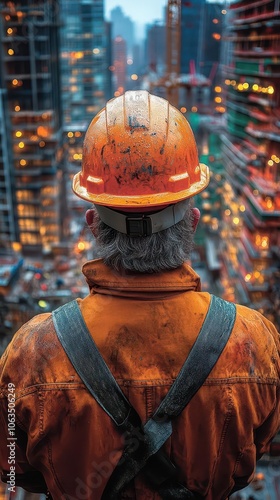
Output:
[250, 84, 274, 94]
[71, 51, 84, 59]
[38, 300, 48, 309]
[37, 126, 49, 138]
[18, 141, 25, 149]
[131, 74, 138, 80]
[265, 197, 274, 210]
[256, 234, 270, 249]
[77, 241, 85, 251]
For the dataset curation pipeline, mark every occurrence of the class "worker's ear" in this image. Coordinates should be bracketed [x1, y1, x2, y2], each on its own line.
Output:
[191, 207, 200, 233]
[86, 209, 98, 237]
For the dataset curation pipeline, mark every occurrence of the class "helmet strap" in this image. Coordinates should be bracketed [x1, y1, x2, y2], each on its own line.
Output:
[94, 199, 190, 237]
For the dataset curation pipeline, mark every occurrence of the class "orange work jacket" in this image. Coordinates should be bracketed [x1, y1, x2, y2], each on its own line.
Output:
[0, 259, 279, 500]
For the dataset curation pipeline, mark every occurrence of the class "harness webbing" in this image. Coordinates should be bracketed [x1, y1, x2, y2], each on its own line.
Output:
[52, 294, 236, 499]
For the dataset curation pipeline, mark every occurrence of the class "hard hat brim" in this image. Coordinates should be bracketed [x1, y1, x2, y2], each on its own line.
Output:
[72, 163, 210, 209]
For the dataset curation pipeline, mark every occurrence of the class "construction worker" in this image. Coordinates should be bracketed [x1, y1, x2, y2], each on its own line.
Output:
[0, 91, 279, 500]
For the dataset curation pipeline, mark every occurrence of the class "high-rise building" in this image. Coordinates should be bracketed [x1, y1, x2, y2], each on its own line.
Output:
[220, 0, 280, 326]
[146, 22, 166, 75]
[110, 6, 134, 58]
[105, 21, 113, 100]
[60, 0, 111, 127]
[180, 0, 206, 75]
[199, 2, 224, 86]
[0, 0, 65, 254]
[59, 0, 112, 218]
[113, 36, 127, 94]
[132, 43, 143, 75]
[0, 88, 17, 247]
[161, 0, 212, 111]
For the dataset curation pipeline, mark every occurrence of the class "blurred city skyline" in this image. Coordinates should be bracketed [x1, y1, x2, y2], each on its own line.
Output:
[105, 0, 166, 40]
[105, 0, 226, 40]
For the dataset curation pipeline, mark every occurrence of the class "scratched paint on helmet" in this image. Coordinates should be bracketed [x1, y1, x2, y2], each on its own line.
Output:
[72, 91, 210, 208]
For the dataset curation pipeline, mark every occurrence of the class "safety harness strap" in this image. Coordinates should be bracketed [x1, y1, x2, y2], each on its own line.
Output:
[52, 294, 236, 499]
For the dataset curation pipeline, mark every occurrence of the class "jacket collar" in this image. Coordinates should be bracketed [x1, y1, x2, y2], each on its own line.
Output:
[82, 259, 201, 298]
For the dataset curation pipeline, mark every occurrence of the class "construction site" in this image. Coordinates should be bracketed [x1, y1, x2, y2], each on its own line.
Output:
[0, 0, 279, 498]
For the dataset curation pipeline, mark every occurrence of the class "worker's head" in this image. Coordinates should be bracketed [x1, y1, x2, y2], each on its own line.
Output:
[73, 90, 210, 273]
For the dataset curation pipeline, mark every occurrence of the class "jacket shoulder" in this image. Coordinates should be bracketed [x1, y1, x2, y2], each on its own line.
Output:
[0, 312, 58, 391]
[235, 303, 280, 349]
[220, 301, 280, 380]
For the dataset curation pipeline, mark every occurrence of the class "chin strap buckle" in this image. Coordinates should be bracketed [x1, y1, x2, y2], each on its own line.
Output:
[126, 216, 152, 237]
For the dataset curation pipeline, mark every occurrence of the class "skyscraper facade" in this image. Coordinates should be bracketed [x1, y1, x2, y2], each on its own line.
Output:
[110, 6, 134, 58]
[146, 22, 166, 75]
[0, 0, 64, 254]
[199, 2, 224, 85]
[0, 88, 16, 247]
[112, 36, 127, 94]
[180, 0, 206, 75]
[60, 0, 111, 127]
[221, 0, 280, 326]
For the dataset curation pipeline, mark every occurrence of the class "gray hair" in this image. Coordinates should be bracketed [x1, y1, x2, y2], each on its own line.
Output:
[90, 202, 194, 273]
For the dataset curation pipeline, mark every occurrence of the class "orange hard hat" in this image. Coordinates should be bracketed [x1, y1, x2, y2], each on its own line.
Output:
[72, 90, 210, 210]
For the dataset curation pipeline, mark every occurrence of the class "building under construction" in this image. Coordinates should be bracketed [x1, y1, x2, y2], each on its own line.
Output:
[0, 0, 65, 254]
[220, 0, 280, 327]
[148, 0, 224, 112]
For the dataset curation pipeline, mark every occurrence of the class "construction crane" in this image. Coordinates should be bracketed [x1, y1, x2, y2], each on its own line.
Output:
[148, 0, 212, 111]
